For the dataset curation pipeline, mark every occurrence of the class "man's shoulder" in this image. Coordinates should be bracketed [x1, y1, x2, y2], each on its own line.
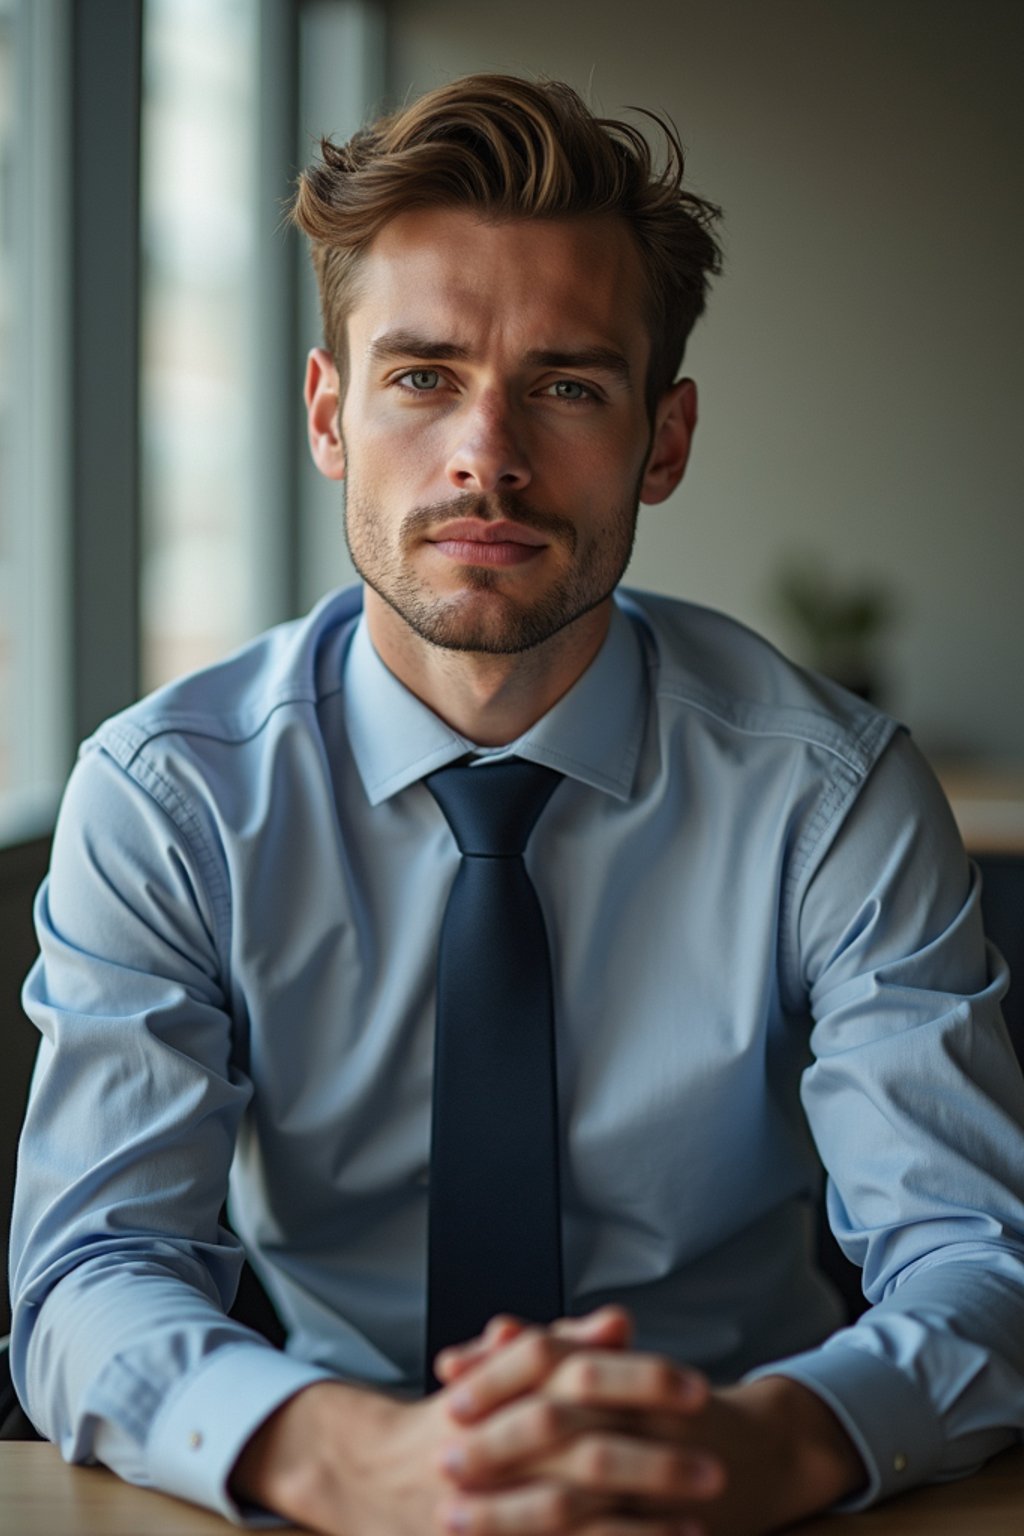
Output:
[617, 588, 897, 780]
[89, 586, 365, 772]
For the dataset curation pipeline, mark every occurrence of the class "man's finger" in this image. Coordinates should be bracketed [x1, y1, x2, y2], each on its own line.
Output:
[436, 1317, 526, 1384]
[440, 1395, 582, 1482]
[446, 1342, 709, 1423]
[443, 1399, 724, 1502]
[550, 1307, 634, 1350]
[438, 1480, 601, 1535]
[439, 1479, 707, 1536]
[445, 1310, 640, 1420]
[546, 1352, 710, 1417]
[437, 1305, 634, 1387]
[446, 1327, 578, 1422]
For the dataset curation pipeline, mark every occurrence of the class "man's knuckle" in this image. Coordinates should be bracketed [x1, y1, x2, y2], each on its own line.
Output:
[652, 1446, 682, 1491]
[647, 1358, 678, 1397]
[538, 1482, 575, 1528]
[577, 1434, 616, 1483]
[528, 1397, 563, 1441]
[522, 1327, 556, 1369]
[558, 1353, 599, 1397]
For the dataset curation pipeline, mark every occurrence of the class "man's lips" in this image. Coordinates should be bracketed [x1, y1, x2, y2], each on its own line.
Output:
[425, 519, 550, 566]
[427, 519, 549, 547]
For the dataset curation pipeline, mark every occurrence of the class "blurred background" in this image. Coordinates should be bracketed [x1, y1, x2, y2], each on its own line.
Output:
[2, 0, 1023, 822]
[0, 0, 1022, 1327]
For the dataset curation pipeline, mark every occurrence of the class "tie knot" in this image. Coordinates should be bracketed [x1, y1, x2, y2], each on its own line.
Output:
[426, 758, 563, 857]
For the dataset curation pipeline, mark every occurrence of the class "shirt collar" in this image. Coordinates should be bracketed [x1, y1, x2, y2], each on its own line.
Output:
[344, 596, 648, 807]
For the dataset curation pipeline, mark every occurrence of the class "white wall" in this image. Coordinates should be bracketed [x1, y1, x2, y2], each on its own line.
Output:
[385, 0, 1024, 760]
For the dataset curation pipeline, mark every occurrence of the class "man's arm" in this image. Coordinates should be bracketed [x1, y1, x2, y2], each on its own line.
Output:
[231, 734, 1024, 1536]
[431, 734, 1024, 1530]
[10, 746, 333, 1518]
[767, 731, 1024, 1501]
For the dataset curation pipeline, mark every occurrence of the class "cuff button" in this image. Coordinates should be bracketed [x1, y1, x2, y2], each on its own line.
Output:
[893, 1453, 908, 1473]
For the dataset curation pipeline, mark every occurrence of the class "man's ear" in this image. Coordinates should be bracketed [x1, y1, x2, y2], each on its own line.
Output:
[305, 347, 346, 481]
[639, 378, 697, 505]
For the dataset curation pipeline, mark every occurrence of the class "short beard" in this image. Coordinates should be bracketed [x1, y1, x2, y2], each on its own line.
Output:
[344, 489, 639, 656]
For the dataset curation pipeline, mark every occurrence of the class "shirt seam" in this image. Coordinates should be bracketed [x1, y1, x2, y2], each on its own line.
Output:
[93, 741, 233, 980]
[100, 690, 321, 760]
[776, 722, 898, 1011]
[649, 675, 886, 777]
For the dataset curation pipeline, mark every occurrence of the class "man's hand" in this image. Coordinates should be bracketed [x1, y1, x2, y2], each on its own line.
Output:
[231, 1378, 470, 1536]
[231, 1309, 865, 1536]
[435, 1319, 867, 1536]
[228, 1308, 634, 1536]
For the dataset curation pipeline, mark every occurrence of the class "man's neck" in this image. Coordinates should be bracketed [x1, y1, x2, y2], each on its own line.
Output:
[363, 592, 613, 747]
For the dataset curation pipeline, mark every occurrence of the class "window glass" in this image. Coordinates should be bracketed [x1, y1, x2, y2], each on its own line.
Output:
[0, 1, 15, 803]
[0, 0, 68, 840]
[139, 0, 258, 691]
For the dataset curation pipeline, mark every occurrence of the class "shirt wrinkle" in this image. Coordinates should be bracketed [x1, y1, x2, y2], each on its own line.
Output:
[11, 582, 1024, 1523]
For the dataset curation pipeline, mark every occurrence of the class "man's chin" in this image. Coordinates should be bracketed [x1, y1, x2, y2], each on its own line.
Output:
[380, 582, 587, 657]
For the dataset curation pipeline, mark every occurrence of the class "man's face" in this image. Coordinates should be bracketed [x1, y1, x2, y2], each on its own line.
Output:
[309, 208, 693, 658]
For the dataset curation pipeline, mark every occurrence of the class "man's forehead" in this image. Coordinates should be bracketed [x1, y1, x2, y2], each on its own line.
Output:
[348, 207, 649, 364]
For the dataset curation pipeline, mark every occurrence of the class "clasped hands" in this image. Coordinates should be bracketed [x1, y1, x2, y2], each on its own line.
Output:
[427, 1306, 863, 1536]
[232, 1305, 863, 1536]
[431, 1306, 724, 1536]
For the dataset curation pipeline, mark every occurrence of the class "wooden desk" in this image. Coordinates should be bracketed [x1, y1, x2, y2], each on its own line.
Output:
[2, 1441, 1022, 1536]
[0, 1442, 298, 1535]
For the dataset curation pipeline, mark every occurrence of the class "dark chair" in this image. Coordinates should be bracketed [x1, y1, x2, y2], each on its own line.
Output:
[977, 854, 1024, 1061]
[0, 1334, 40, 1441]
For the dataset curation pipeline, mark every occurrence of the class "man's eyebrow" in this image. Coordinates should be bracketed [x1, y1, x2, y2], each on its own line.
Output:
[367, 332, 633, 386]
[367, 331, 471, 363]
[523, 347, 633, 385]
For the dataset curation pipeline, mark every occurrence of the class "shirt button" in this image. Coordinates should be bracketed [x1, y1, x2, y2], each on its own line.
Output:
[893, 1452, 908, 1473]
[189, 1431, 204, 1451]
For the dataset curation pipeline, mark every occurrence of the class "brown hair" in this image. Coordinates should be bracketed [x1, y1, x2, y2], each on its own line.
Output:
[291, 73, 723, 410]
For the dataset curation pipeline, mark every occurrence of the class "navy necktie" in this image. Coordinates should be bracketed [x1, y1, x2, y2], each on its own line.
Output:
[424, 757, 565, 1386]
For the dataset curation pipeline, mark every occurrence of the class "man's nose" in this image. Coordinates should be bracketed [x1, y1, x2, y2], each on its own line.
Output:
[444, 397, 532, 496]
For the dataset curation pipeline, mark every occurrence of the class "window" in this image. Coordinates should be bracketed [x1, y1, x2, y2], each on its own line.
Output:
[0, 0, 386, 841]
[0, 2, 16, 804]
[0, 0, 70, 842]
[139, 0, 260, 691]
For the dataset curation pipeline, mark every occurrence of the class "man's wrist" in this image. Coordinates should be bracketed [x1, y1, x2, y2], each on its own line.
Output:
[230, 1379, 386, 1524]
[725, 1373, 867, 1523]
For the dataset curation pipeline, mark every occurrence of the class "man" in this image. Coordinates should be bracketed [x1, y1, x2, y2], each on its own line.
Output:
[11, 74, 1024, 1536]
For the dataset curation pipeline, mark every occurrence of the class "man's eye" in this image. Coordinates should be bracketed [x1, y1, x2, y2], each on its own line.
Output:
[548, 380, 593, 402]
[399, 369, 442, 391]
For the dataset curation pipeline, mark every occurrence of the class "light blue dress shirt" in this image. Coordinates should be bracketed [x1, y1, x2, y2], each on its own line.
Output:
[11, 585, 1024, 1523]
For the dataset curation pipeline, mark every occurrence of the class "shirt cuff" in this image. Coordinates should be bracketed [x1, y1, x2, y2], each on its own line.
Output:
[147, 1343, 335, 1526]
[744, 1340, 945, 1510]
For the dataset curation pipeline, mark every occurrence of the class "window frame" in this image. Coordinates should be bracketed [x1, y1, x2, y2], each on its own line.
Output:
[0, 0, 387, 850]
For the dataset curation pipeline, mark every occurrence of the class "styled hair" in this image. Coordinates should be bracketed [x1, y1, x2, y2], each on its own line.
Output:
[290, 73, 723, 409]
